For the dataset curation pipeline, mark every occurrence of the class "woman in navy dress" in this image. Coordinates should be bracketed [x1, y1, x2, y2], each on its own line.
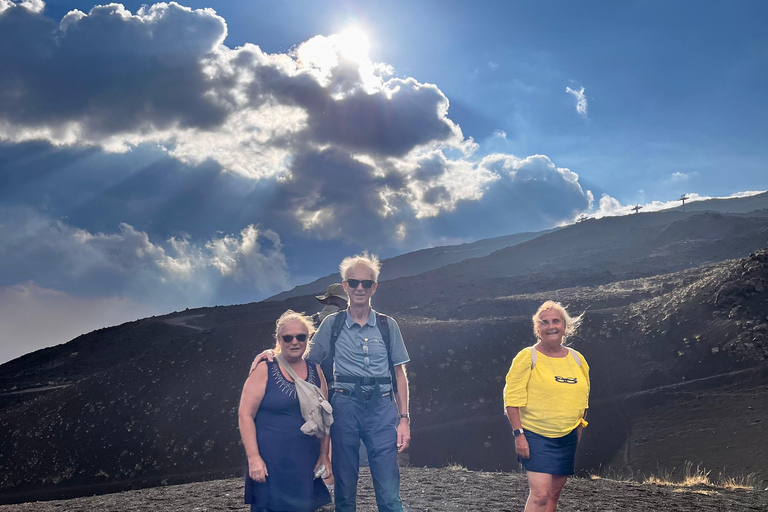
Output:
[239, 310, 332, 512]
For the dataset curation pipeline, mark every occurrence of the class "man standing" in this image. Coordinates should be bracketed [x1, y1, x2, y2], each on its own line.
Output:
[308, 252, 410, 512]
[313, 282, 348, 325]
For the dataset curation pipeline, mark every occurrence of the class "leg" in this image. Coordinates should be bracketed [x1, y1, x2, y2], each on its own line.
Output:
[362, 398, 403, 512]
[525, 471, 568, 512]
[545, 474, 568, 512]
[331, 394, 363, 512]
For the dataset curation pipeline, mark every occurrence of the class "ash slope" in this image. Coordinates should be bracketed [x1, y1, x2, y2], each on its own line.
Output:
[1, 211, 768, 503]
[1, 468, 766, 512]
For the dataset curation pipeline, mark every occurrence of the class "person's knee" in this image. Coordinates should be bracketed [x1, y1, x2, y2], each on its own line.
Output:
[529, 488, 550, 507]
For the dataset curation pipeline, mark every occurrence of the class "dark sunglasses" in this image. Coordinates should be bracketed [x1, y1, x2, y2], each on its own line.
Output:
[554, 376, 578, 384]
[281, 334, 308, 343]
[346, 279, 375, 289]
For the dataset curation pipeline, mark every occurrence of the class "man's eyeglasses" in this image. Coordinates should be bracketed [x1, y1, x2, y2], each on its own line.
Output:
[281, 334, 308, 343]
[554, 376, 578, 384]
[346, 279, 375, 289]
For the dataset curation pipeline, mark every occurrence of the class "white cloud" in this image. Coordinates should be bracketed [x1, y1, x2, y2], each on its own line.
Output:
[566, 86, 588, 116]
[0, 0, 43, 14]
[670, 171, 689, 182]
[0, 207, 290, 302]
[579, 189, 767, 221]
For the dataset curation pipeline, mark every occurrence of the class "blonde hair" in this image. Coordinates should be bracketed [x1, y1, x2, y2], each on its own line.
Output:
[273, 309, 316, 355]
[532, 300, 583, 344]
[339, 251, 381, 282]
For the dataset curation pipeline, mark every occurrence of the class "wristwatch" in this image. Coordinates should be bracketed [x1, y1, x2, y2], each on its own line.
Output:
[512, 428, 525, 437]
[399, 413, 410, 420]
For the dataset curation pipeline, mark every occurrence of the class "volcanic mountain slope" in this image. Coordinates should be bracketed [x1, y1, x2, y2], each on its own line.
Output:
[663, 190, 768, 214]
[267, 229, 554, 302]
[1, 211, 767, 503]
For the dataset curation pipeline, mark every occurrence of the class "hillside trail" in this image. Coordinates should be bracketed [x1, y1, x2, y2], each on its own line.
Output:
[162, 314, 207, 331]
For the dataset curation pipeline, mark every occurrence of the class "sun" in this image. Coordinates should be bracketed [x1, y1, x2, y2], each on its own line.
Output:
[334, 26, 370, 64]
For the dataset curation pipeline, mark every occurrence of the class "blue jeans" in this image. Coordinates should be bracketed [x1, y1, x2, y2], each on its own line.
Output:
[330, 392, 403, 512]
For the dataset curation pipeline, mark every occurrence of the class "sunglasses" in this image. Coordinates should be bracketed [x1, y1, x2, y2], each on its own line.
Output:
[346, 279, 375, 289]
[281, 334, 308, 343]
[554, 376, 578, 384]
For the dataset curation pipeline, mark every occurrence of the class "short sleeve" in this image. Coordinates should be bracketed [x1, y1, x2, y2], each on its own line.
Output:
[306, 313, 334, 364]
[578, 351, 590, 408]
[503, 348, 532, 408]
[386, 317, 410, 365]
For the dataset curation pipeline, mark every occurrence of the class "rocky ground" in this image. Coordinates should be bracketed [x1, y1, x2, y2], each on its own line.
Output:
[0, 467, 766, 512]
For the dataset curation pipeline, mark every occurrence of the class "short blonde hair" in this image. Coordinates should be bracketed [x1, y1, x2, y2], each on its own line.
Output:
[532, 300, 583, 344]
[339, 251, 381, 282]
[273, 310, 316, 355]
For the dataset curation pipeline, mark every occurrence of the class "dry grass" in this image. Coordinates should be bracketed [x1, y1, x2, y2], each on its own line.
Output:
[594, 462, 760, 492]
[446, 462, 468, 472]
[719, 474, 757, 491]
[681, 462, 711, 487]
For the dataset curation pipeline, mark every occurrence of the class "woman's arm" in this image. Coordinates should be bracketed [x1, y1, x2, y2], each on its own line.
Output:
[505, 406, 529, 459]
[314, 364, 332, 477]
[238, 363, 269, 482]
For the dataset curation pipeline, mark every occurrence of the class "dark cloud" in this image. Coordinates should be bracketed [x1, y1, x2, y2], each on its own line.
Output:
[0, 2, 230, 137]
[270, 147, 413, 243]
[305, 79, 456, 157]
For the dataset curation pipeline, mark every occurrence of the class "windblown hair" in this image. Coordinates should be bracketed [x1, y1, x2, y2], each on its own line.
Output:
[273, 309, 316, 355]
[339, 251, 382, 282]
[532, 300, 584, 344]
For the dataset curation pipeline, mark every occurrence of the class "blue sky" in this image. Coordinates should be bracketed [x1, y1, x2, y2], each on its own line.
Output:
[1, 0, 766, 362]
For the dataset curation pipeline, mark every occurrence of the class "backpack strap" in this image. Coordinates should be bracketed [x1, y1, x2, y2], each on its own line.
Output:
[327, 310, 347, 366]
[530, 345, 582, 369]
[376, 313, 398, 396]
[566, 347, 583, 367]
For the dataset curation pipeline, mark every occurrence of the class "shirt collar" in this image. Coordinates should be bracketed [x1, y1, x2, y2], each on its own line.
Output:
[345, 308, 377, 328]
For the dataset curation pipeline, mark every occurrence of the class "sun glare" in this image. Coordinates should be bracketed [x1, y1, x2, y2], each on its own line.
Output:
[335, 26, 370, 63]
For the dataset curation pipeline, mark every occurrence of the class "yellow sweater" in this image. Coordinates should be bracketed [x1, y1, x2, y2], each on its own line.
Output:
[503, 347, 590, 438]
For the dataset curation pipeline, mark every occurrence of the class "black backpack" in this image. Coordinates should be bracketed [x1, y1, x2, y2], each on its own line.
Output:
[321, 311, 397, 400]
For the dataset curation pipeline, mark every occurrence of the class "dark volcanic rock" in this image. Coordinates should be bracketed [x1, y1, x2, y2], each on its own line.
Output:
[1, 467, 766, 512]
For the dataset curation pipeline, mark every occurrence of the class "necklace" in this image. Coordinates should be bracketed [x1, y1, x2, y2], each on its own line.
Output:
[544, 350, 578, 384]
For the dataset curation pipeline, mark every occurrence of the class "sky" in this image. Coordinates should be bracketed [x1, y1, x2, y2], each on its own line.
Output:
[1, 0, 767, 363]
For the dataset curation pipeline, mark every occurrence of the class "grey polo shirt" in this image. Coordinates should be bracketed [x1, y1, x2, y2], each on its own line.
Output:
[307, 308, 409, 392]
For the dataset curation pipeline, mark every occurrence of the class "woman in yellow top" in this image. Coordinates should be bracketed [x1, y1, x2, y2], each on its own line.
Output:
[503, 301, 589, 512]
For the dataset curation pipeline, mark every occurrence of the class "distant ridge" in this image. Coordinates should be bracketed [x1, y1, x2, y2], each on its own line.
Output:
[659, 190, 768, 214]
[265, 229, 555, 301]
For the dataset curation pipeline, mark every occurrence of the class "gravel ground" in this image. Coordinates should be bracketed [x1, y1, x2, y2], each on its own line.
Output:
[1, 467, 766, 512]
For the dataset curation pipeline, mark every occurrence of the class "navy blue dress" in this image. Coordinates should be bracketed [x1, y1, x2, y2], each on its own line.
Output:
[245, 360, 331, 512]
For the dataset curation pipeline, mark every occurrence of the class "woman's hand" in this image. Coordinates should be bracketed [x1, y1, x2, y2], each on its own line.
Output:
[314, 453, 332, 479]
[515, 434, 530, 459]
[249, 349, 275, 375]
[248, 456, 268, 483]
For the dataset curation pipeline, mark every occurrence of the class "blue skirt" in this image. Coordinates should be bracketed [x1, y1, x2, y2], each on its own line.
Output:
[518, 428, 577, 475]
